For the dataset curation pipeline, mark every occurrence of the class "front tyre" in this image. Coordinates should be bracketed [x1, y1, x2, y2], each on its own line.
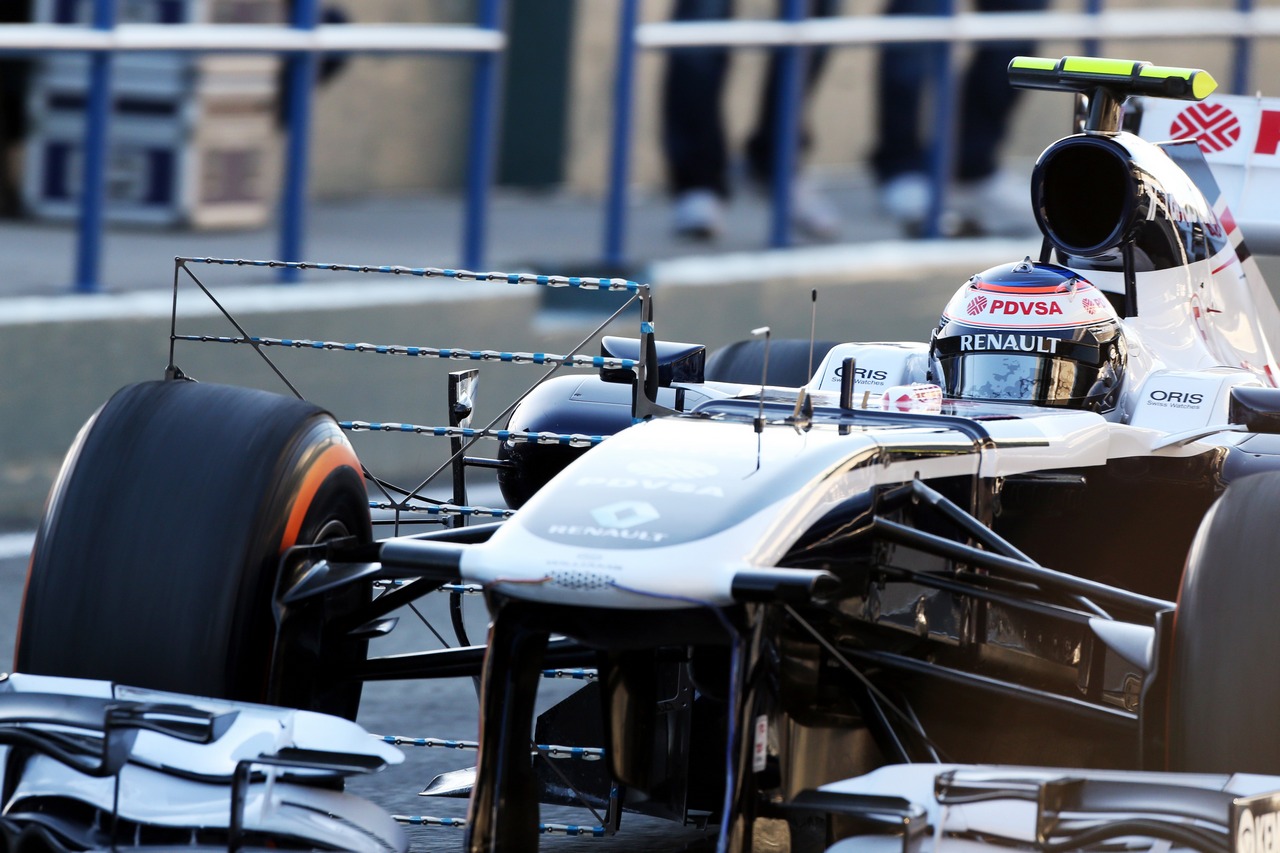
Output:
[1168, 471, 1280, 772]
[16, 380, 372, 718]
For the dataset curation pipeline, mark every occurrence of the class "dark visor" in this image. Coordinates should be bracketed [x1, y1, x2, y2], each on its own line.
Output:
[937, 352, 1103, 406]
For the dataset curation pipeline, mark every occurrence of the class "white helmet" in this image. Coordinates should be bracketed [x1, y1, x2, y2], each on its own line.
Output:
[929, 259, 1127, 411]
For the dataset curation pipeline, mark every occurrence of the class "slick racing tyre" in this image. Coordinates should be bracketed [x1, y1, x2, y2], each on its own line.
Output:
[16, 380, 372, 719]
[705, 339, 837, 388]
[1168, 471, 1280, 772]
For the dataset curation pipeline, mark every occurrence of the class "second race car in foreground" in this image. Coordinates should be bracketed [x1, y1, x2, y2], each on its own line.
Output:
[9, 56, 1280, 852]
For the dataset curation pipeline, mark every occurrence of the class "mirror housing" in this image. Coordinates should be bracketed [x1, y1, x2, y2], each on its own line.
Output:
[1229, 385, 1280, 434]
[599, 336, 705, 387]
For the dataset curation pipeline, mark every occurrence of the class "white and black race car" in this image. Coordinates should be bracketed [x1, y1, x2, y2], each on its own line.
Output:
[7, 56, 1280, 853]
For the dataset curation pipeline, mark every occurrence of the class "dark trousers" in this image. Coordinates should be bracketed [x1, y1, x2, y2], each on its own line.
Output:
[870, 0, 1048, 184]
[661, 0, 838, 197]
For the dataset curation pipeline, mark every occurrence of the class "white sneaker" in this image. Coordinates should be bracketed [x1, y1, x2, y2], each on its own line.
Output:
[790, 176, 842, 241]
[672, 189, 725, 241]
[877, 172, 932, 230]
[745, 171, 843, 242]
[949, 171, 1039, 237]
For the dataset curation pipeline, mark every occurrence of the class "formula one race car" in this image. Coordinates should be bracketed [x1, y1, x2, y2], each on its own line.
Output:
[0, 672, 408, 852]
[9, 56, 1280, 852]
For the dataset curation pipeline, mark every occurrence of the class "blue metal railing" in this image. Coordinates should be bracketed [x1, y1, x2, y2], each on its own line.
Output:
[75, 0, 114, 293]
[0, 2, 1272, 292]
[603, 0, 641, 274]
[1234, 0, 1253, 95]
[769, 0, 808, 251]
[277, 0, 318, 285]
[925, 0, 958, 247]
[464, 0, 506, 276]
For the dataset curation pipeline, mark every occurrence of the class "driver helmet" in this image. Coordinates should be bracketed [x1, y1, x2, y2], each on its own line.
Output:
[929, 258, 1127, 411]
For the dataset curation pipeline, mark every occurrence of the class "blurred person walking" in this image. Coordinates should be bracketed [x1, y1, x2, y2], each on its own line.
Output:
[871, 0, 1047, 237]
[662, 0, 842, 242]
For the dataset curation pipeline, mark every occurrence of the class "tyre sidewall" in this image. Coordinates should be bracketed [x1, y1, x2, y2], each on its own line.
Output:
[1169, 472, 1280, 772]
[17, 382, 369, 714]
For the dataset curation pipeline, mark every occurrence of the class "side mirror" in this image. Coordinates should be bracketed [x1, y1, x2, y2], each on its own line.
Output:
[599, 336, 705, 387]
[1229, 385, 1280, 434]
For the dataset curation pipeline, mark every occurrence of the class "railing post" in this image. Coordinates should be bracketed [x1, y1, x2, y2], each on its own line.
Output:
[462, 0, 505, 272]
[277, 0, 319, 282]
[921, 0, 957, 239]
[603, 0, 639, 270]
[1083, 0, 1102, 59]
[73, 0, 115, 294]
[1233, 0, 1252, 94]
[768, 0, 806, 249]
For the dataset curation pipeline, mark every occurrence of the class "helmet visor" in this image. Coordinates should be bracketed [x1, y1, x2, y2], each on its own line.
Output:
[938, 352, 1101, 406]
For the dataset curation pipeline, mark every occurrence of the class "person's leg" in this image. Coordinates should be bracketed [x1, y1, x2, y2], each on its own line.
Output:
[954, 0, 1047, 181]
[945, 0, 1047, 235]
[870, 0, 946, 231]
[662, 0, 735, 197]
[743, 0, 842, 239]
[744, 0, 837, 182]
[870, 0, 944, 184]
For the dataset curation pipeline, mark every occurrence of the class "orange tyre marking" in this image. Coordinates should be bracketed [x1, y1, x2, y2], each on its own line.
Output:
[280, 440, 362, 552]
[13, 550, 33, 670]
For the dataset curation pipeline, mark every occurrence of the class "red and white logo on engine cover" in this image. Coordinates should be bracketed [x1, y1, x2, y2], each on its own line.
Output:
[1171, 102, 1242, 154]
